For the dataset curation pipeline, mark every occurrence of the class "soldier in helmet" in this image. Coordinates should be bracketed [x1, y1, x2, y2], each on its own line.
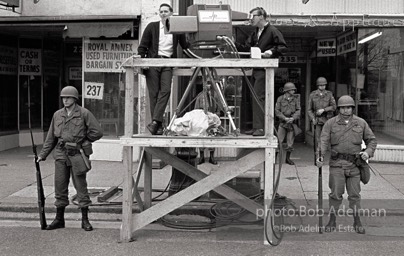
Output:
[308, 77, 336, 153]
[316, 95, 377, 234]
[37, 86, 103, 231]
[275, 82, 301, 165]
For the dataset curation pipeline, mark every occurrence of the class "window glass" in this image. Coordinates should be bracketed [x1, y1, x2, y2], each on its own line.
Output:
[356, 28, 404, 145]
[0, 36, 18, 134]
[19, 38, 42, 130]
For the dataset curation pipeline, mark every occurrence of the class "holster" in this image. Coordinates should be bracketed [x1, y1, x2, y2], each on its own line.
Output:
[354, 155, 371, 185]
[65, 142, 79, 156]
[68, 153, 91, 175]
[64, 142, 91, 175]
[331, 150, 370, 184]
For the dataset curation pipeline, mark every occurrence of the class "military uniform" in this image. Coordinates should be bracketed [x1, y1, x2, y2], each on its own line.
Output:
[275, 94, 301, 152]
[39, 104, 103, 209]
[319, 114, 377, 211]
[308, 89, 336, 152]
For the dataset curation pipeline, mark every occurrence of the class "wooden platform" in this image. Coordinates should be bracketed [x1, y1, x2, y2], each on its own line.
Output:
[120, 58, 278, 244]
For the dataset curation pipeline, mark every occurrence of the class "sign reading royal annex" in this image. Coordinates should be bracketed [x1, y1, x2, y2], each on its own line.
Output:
[84, 40, 137, 73]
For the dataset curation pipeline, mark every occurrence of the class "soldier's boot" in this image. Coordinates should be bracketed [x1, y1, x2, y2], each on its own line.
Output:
[353, 214, 365, 234]
[324, 213, 337, 232]
[209, 151, 218, 165]
[198, 150, 205, 165]
[81, 207, 93, 231]
[285, 151, 295, 165]
[46, 206, 65, 230]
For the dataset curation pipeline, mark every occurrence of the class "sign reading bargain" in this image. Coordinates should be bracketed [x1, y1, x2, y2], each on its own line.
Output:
[84, 40, 137, 73]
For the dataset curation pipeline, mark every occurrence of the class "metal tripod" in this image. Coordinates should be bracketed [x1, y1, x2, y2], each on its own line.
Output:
[165, 66, 240, 136]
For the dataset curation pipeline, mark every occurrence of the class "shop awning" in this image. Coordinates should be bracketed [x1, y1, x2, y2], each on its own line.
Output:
[0, 16, 136, 38]
[63, 22, 133, 38]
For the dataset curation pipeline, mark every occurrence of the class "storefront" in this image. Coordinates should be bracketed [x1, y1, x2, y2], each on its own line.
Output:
[269, 16, 404, 162]
[0, 20, 138, 153]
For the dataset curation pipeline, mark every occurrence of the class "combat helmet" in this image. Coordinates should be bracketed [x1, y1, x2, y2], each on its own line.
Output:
[316, 77, 327, 86]
[283, 82, 297, 92]
[60, 86, 79, 100]
[337, 95, 355, 108]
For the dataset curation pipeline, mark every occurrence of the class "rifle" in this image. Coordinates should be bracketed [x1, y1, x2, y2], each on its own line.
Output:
[28, 77, 47, 230]
[313, 124, 323, 234]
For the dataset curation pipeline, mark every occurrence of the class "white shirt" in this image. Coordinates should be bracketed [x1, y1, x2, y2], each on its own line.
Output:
[158, 21, 173, 57]
[257, 22, 269, 39]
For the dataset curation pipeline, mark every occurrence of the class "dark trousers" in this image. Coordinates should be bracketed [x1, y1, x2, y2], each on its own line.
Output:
[251, 69, 266, 130]
[145, 67, 173, 123]
[328, 166, 361, 212]
[277, 125, 295, 151]
[54, 160, 91, 209]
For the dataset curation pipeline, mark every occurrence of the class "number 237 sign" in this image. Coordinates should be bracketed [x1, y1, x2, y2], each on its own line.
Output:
[84, 82, 104, 100]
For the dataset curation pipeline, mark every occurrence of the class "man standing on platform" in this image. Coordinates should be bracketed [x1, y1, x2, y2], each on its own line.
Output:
[236, 6, 287, 136]
[137, 3, 189, 135]
[308, 77, 336, 152]
[275, 82, 301, 165]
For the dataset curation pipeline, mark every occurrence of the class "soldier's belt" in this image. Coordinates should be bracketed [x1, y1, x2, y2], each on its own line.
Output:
[331, 152, 356, 162]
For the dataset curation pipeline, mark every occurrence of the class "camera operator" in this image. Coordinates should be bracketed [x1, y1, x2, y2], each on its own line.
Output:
[236, 6, 287, 136]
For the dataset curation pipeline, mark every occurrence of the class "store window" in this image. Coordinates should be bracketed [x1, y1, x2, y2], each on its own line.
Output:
[356, 28, 404, 145]
[43, 38, 62, 129]
[19, 38, 42, 130]
[0, 36, 18, 134]
[83, 39, 138, 138]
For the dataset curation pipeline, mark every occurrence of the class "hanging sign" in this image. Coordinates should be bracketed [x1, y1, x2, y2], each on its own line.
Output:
[19, 48, 42, 75]
[84, 82, 104, 100]
[0, 46, 18, 75]
[317, 38, 336, 57]
[337, 31, 356, 55]
[69, 67, 82, 80]
[84, 40, 137, 73]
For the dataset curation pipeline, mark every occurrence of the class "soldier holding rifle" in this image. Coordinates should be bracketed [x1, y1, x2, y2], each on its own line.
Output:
[308, 77, 336, 153]
[37, 86, 103, 231]
[316, 95, 377, 234]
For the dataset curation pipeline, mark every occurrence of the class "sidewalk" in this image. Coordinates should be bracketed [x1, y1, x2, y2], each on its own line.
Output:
[1, 143, 404, 217]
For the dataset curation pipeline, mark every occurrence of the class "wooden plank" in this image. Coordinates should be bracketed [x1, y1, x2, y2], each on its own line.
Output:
[131, 149, 265, 232]
[173, 68, 252, 77]
[121, 136, 277, 148]
[97, 186, 119, 202]
[264, 147, 276, 245]
[143, 150, 152, 209]
[124, 58, 279, 68]
[265, 68, 275, 138]
[133, 148, 145, 211]
[124, 67, 134, 137]
[120, 146, 134, 242]
[146, 147, 265, 214]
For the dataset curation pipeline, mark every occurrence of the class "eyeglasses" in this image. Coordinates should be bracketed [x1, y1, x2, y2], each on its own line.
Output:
[249, 14, 261, 19]
[159, 10, 170, 14]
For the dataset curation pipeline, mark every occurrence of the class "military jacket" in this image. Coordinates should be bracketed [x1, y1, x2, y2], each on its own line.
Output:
[320, 114, 377, 168]
[275, 94, 301, 123]
[39, 104, 103, 161]
[307, 89, 336, 125]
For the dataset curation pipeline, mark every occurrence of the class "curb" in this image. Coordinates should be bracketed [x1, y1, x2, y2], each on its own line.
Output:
[2, 202, 404, 217]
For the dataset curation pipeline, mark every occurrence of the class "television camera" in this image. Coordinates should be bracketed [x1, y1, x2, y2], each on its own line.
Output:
[164, 4, 260, 136]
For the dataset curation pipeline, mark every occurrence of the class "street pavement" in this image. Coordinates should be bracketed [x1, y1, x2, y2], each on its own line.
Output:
[1, 143, 404, 255]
